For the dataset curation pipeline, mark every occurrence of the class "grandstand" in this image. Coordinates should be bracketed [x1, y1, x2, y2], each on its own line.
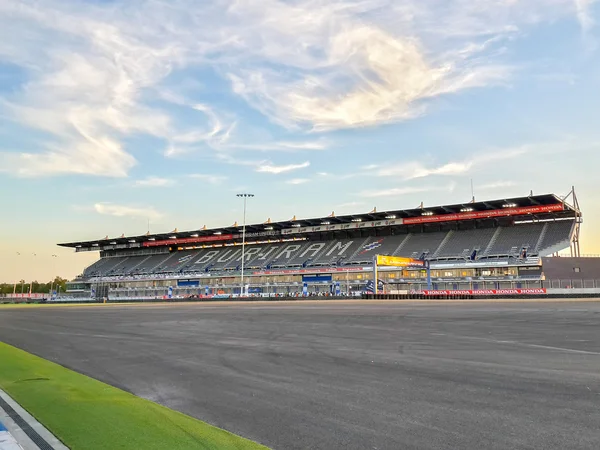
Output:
[60, 192, 582, 298]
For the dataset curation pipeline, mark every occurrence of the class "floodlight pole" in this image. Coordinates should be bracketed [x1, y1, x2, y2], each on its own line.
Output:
[237, 193, 254, 296]
[373, 254, 379, 296]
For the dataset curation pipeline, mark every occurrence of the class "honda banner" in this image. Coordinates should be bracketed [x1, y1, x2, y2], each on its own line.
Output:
[403, 204, 563, 225]
[414, 289, 547, 296]
[144, 234, 235, 247]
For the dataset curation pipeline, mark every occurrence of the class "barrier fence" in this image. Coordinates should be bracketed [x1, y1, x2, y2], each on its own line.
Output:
[2, 279, 600, 302]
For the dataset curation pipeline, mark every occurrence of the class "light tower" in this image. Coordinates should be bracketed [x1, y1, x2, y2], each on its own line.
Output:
[237, 193, 254, 296]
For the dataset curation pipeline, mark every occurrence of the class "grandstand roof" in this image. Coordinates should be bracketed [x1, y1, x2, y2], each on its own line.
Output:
[58, 193, 578, 251]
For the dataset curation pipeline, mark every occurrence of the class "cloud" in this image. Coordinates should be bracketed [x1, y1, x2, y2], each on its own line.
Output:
[94, 203, 162, 220]
[188, 174, 228, 184]
[478, 181, 518, 190]
[0, 0, 591, 177]
[163, 103, 328, 157]
[286, 178, 310, 185]
[228, 140, 329, 152]
[134, 177, 174, 187]
[574, 0, 597, 32]
[359, 186, 435, 198]
[377, 147, 529, 179]
[256, 161, 310, 174]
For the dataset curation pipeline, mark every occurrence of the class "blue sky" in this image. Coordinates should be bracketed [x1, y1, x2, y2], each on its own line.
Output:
[1, 0, 599, 281]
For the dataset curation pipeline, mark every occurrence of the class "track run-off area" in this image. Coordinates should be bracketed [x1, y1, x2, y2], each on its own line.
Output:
[1, 299, 599, 450]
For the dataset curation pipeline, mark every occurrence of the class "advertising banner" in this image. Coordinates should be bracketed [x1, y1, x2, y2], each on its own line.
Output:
[255, 267, 368, 275]
[403, 204, 563, 225]
[282, 218, 403, 235]
[302, 274, 333, 283]
[177, 279, 200, 287]
[376, 255, 424, 267]
[414, 289, 547, 296]
[143, 234, 234, 247]
[9, 293, 47, 299]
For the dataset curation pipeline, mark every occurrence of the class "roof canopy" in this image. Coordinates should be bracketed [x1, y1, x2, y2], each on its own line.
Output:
[58, 193, 577, 250]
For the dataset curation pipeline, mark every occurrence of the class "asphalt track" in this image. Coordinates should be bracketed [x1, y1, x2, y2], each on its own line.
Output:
[1, 300, 599, 450]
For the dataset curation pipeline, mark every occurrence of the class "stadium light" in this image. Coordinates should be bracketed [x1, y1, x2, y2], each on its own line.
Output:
[292, 223, 301, 228]
[503, 203, 517, 208]
[460, 208, 474, 212]
[214, 231, 222, 235]
[264, 226, 273, 230]
[237, 193, 255, 297]
[351, 218, 362, 222]
[385, 215, 396, 219]
[321, 221, 331, 225]
[422, 211, 434, 216]
[190, 234, 199, 237]
[148, 238, 155, 241]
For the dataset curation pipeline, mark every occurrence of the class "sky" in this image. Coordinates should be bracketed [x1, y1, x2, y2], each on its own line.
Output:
[1, 0, 599, 282]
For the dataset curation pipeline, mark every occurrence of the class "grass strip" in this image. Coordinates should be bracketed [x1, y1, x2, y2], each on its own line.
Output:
[0, 342, 268, 449]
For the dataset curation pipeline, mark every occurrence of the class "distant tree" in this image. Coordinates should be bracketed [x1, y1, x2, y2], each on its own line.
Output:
[0, 277, 70, 295]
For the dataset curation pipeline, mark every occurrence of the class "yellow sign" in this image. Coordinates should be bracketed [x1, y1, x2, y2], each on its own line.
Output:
[376, 255, 424, 267]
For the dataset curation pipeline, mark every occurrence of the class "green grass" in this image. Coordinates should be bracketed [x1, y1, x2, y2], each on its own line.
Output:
[0, 342, 268, 449]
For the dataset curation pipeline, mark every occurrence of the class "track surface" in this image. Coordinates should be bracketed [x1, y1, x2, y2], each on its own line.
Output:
[1, 300, 599, 450]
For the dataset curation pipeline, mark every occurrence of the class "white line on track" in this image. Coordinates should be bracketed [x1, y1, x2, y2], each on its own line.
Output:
[454, 335, 600, 355]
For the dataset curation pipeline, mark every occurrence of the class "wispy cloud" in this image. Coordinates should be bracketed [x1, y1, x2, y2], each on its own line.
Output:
[286, 178, 310, 185]
[188, 174, 228, 184]
[94, 203, 162, 220]
[377, 147, 529, 179]
[359, 186, 435, 198]
[574, 0, 597, 32]
[0, 0, 592, 177]
[226, 140, 329, 152]
[134, 177, 174, 188]
[256, 161, 310, 174]
[478, 181, 518, 190]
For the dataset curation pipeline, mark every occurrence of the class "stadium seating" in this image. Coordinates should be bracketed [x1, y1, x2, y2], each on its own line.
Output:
[537, 220, 574, 255]
[434, 228, 497, 259]
[395, 231, 448, 260]
[78, 220, 575, 280]
[484, 224, 541, 257]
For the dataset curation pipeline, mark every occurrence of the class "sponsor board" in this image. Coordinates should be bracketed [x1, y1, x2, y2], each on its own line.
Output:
[411, 289, 547, 296]
[7, 293, 47, 299]
[282, 219, 403, 235]
[376, 255, 424, 267]
[254, 267, 368, 275]
[143, 234, 235, 247]
[142, 231, 281, 248]
[403, 204, 563, 225]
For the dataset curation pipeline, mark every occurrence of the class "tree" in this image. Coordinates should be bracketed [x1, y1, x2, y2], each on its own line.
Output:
[0, 277, 70, 295]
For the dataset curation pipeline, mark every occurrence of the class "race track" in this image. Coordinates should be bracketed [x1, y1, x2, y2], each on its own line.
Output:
[1, 300, 599, 449]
